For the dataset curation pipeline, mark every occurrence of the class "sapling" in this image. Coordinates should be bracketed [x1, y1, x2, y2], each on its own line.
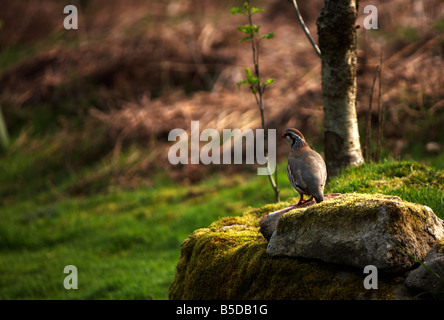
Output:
[231, 1, 279, 202]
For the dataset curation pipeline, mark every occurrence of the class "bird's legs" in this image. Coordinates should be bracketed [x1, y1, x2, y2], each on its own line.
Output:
[295, 194, 314, 205]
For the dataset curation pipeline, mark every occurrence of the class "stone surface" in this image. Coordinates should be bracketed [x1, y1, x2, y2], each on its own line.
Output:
[404, 240, 444, 296]
[259, 193, 342, 241]
[266, 194, 444, 272]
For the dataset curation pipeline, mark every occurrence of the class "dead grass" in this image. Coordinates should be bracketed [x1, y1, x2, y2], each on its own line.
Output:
[0, 0, 443, 186]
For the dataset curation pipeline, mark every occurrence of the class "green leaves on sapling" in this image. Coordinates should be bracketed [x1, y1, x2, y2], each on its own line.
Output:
[230, 7, 245, 15]
[264, 78, 275, 86]
[236, 80, 248, 89]
[233, 3, 275, 93]
[237, 24, 260, 43]
[232, 4, 270, 43]
[231, 3, 265, 17]
[237, 68, 274, 94]
[251, 7, 264, 13]
[239, 36, 253, 43]
[231, 2, 264, 15]
[237, 67, 259, 92]
[237, 24, 260, 35]
[261, 32, 274, 39]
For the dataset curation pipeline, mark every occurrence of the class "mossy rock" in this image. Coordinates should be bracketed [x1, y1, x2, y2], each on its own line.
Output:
[404, 238, 444, 298]
[267, 193, 444, 272]
[168, 195, 421, 300]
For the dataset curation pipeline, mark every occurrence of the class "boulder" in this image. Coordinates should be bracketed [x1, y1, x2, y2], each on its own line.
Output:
[266, 194, 444, 272]
[259, 193, 342, 240]
[169, 193, 444, 299]
[404, 240, 444, 297]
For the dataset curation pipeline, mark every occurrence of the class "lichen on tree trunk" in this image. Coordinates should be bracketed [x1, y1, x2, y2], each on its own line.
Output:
[317, 0, 363, 178]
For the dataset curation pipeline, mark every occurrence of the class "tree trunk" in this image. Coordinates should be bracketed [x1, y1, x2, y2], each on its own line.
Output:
[317, 0, 364, 178]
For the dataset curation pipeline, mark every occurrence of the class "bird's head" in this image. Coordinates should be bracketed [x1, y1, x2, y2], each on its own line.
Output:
[281, 128, 307, 149]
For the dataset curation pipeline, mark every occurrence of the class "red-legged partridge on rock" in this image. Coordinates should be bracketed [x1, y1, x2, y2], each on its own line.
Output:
[282, 128, 327, 205]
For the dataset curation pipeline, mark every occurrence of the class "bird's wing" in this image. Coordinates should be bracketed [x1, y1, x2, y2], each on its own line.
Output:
[303, 151, 327, 188]
[287, 156, 309, 193]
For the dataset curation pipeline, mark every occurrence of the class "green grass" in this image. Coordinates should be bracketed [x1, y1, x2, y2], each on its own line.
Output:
[0, 133, 443, 299]
[325, 160, 444, 217]
[0, 140, 288, 299]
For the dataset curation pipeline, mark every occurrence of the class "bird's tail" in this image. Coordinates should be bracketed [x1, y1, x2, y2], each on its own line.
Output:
[314, 193, 324, 203]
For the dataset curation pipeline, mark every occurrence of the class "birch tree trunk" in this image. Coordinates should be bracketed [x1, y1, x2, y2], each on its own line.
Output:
[317, 0, 364, 178]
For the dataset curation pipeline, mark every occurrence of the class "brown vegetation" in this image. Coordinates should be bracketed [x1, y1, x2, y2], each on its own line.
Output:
[0, 0, 443, 186]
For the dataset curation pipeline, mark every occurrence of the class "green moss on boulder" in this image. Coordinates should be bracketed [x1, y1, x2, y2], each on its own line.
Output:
[168, 194, 431, 300]
[267, 193, 444, 272]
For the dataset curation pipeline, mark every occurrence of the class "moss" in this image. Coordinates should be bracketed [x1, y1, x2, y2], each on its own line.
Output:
[169, 193, 411, 300]
[276, 193, 385, 235]
[245, 201, 291, 218]
[276, 193, 435, 239]
[325, 161, 444, 219]
[436, 239, 444, 254]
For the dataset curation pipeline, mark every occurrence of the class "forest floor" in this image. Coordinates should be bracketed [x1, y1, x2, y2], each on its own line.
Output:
[0, 0, 443, 299]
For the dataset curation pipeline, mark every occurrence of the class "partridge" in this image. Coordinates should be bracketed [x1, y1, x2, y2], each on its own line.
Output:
[282, 128, 327, 205]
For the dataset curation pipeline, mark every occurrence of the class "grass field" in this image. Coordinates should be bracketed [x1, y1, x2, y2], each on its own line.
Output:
[0, 137, 285, 299]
